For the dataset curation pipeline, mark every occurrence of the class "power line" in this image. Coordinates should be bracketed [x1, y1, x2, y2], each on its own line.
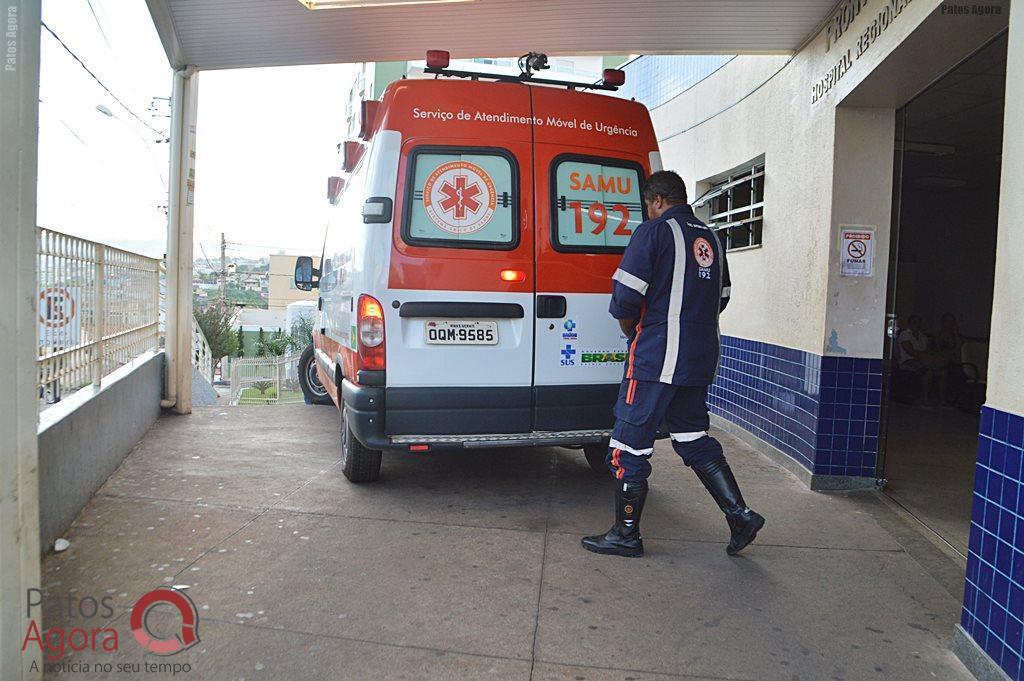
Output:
[197, 243, 217, 273]
[40, 20, 165, 138]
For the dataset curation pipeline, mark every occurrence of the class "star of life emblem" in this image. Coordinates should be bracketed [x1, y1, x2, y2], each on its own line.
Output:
[423, 160, 497, 235]
[693, 237, 715, 268]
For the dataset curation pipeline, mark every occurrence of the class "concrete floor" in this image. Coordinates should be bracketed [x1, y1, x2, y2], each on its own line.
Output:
[40, 405, 974, 680]
[882, 403, 980, 556]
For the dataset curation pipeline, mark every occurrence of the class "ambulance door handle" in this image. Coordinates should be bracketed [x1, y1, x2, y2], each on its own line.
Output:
[536, 295, 566, 318]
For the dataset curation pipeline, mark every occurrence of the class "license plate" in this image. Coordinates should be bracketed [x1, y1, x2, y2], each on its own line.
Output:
[424, 320, 498, 345]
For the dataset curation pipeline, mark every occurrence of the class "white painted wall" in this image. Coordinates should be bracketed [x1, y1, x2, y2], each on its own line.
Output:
[987, 0, 1024, 416]
[647, 0, 1014, 358]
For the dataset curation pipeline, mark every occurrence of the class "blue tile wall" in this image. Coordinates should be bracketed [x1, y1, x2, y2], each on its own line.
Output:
[709, 336, 882, 478]
[961, 406, 1024, 681]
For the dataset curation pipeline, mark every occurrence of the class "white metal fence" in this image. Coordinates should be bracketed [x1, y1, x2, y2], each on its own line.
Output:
[192, 316, 213, 382]
[229, 352, 305, 405]
[37, 227, 161, 406]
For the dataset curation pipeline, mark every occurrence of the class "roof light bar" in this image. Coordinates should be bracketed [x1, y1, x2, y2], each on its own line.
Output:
[422, 50, 622, 92]
[300, 0, 474, 8]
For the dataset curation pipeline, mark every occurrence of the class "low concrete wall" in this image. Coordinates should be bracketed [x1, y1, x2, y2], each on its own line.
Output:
[37, 350, 164, 552]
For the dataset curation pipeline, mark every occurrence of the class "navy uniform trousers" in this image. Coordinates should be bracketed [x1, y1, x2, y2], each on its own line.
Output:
[606, 378, 723, 481]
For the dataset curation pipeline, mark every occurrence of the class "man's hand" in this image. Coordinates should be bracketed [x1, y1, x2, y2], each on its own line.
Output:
[619, 318, 637, 337]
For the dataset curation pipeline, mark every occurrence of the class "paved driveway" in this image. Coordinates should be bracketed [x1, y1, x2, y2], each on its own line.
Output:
[41, 405, 971, 680]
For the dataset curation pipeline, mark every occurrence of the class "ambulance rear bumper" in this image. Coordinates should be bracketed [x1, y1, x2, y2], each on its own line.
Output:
[339, 382, 610, 450]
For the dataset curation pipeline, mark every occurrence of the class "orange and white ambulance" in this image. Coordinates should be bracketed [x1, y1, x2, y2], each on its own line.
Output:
[295, 52, 661, 482]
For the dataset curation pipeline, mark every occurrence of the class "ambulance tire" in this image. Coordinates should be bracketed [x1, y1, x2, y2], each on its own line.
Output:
[341, 402, 382, 483]
[298, 344, 333, 406]
[583, 443, 611, 476]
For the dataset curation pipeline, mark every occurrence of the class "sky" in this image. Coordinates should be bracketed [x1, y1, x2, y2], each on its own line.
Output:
[37, 0, 355, 262]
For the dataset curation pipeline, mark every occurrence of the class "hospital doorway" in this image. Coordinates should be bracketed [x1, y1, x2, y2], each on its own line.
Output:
[880, 32, 1007, 557]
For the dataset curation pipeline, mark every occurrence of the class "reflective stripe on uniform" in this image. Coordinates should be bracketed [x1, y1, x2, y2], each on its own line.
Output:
[722, 286, 731, 298]
[708, 226, 727, 380]
[608, 438, 654, 457]
[660, 218, 687, 383]
[611, 448, 624, 479]
[613, 268, 649, 295]
[670, 431, 708, 442]
[626, 303, 646, 380]
[625, 378, 638, 404]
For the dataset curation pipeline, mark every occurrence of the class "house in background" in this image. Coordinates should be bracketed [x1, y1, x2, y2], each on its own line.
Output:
[267, 254, 319, 311]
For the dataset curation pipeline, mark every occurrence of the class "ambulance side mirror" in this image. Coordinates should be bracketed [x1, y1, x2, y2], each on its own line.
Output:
[362, 197, 393, 224]
[294, 256, 320, 291]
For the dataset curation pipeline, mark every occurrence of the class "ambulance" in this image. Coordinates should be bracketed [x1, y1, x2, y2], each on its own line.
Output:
[295, 51, 661, 482]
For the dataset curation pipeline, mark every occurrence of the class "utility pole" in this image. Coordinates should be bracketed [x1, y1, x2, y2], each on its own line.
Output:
[220, 232, 227, 307]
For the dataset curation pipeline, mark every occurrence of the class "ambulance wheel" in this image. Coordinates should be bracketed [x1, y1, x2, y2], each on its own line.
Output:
[583, 443, 611, 475]
[341, 402, 382, 483]
[298, 344, 333, 406]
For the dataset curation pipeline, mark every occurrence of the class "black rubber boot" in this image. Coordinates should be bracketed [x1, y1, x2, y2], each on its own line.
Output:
[581, 480, 648, 557]
[692, 457, 765, 555]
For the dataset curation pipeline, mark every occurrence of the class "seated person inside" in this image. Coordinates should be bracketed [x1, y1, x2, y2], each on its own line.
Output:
[897, 314, 950, 408]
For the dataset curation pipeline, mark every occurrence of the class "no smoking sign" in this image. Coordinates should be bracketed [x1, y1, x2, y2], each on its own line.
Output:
[840, 226, 874, 277]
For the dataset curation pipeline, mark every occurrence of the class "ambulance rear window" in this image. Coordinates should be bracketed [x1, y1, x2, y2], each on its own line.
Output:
[551, 156, 645, 253]
[403, 147, 518, 250]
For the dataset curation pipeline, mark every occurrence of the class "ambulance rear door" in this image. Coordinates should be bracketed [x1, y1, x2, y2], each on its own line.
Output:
[530, 87, 651, 432]
[382, 80, 537, 436]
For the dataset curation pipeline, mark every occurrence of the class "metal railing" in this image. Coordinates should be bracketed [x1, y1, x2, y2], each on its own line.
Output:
[37, 227, 161, 406]
[229, 352, 305, 405]
[192, 316, 213, 383]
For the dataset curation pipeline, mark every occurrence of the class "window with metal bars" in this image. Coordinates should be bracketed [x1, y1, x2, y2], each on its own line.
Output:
[692, 162, 764, 251]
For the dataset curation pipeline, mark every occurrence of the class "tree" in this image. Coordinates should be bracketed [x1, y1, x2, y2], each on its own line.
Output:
[256, 328, 289, 357]
[287, 315, 315, 353]
[193, 303, 239, 366]
[236, 326, 245, 357]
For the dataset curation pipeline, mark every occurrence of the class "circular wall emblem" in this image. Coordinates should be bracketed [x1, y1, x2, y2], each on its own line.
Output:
[693, 237, 715, 268]
[423, 160, 496, 235]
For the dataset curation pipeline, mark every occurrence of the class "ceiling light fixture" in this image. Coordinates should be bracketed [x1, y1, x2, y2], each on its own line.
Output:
[299, 0, 475, 9]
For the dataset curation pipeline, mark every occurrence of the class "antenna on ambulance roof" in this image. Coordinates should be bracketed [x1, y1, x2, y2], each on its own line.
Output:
[422, 50, 625, 92]
[517, 52, 550, 77]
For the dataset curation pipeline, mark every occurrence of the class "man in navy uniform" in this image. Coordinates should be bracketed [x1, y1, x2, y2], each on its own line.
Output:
[582, 170, 765, 558]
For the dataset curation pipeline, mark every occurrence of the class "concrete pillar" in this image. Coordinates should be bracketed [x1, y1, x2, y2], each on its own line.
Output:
[165, 67, 198, 415]
[986, 9, 1024, 416]
[0, 0, 43, 678]
[823, 106, 896, 359]
[954, 5, 1024, 679]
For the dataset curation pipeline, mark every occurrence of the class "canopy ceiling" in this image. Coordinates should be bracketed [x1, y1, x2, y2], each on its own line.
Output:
[146, 0, 840, 70]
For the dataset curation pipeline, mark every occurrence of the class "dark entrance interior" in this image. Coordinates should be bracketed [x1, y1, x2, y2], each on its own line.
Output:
[882, 33, 1008, 557]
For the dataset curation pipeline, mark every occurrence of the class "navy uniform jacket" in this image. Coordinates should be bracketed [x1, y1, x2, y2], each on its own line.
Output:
[609, 203, 731, 386]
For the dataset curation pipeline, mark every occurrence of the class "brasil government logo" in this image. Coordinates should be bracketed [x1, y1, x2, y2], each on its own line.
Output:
[423, 160, 496, 235]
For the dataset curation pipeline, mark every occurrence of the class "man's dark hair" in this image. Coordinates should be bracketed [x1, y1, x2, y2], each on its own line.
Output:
[641, 170, 688, 205]
[908, 314, 922, 324]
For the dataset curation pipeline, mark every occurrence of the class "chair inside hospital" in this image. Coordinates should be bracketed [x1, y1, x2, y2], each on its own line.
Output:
[959, 341, 989, 412]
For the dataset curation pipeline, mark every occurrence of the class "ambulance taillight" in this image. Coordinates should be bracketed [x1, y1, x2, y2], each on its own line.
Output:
[357, 294, 385, 371]
[602, 69, 626, 87]
[426, 50, 450, 69]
